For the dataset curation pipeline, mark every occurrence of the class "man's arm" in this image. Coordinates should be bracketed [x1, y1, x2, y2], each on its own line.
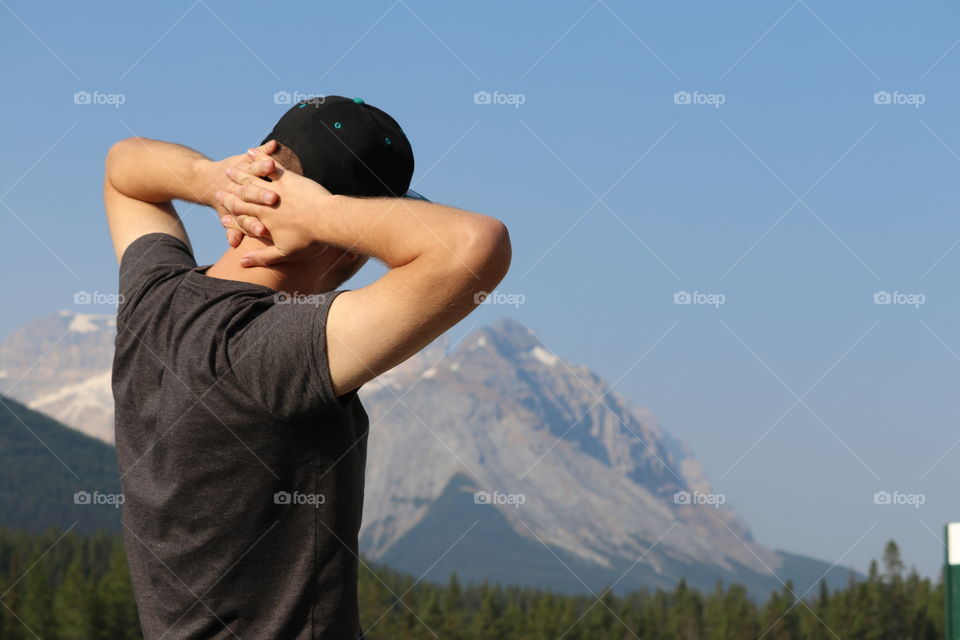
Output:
[322, 195, 511, 396]
[217, 154, 512, 397]
[103, 138, 275, 262]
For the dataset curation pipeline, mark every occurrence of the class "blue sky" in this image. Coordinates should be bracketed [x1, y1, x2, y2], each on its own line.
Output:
[2, 0, 960, 579]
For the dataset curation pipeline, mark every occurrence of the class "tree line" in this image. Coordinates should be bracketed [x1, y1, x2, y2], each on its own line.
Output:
[0, 527, 943, 639]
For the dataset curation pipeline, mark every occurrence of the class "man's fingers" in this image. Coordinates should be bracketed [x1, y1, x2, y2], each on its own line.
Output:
[220, 213, 268, 239]
[256, 140, 278, 155]
[247, 148, 286, 178]
[239, 246, 288, 268]
[247, 157, 276, 179]
[241, 181, 278, 205]
[235, 214, 268, 237]
[226, 228, 243, 248]
[225, 165, 257, 186]
[216, 191, 267, 218]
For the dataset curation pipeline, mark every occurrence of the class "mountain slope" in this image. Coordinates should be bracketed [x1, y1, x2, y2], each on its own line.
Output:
[357, 319, 855, 598]
[0, 396, 121, 533]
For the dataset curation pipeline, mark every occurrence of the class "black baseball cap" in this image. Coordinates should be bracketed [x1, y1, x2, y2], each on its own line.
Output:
[261, 95, 427, 201]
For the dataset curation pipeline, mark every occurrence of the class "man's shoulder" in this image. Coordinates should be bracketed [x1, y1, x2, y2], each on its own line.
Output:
[117, 232, 197, 319]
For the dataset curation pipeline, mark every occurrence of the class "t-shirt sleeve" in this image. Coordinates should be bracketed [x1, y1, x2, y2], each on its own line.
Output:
[117, 232, 196, 316]
[227, 290, 352, 419]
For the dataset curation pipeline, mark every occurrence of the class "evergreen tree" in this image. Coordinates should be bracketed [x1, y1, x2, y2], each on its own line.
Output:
[21, 558, 57, 640]
[96, 547, 139, 640]
[55, 557, 93, 640]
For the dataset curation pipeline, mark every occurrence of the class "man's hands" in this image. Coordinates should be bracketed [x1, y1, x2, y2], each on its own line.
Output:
[204, 140, 279, 220]
[215, 149, 339, 267]
[103, 137, 283, 262]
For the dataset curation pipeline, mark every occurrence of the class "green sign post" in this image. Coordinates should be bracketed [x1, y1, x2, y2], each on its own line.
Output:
[948, 523, 960, 640]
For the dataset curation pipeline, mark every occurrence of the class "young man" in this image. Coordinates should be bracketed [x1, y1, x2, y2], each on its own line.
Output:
[105, 96, 511, 639]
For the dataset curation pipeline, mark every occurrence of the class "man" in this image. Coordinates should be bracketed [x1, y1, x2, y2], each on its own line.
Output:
[105, 95, 511, 639]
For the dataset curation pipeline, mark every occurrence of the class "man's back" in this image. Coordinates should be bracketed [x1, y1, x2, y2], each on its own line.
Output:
[113, 233, 368, 639]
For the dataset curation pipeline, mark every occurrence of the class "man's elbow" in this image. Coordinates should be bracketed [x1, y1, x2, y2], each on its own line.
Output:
[104, 137, 144, 187]
[460, 217, 512, 290]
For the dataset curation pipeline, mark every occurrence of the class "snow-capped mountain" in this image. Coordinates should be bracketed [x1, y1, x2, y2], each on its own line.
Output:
[0, 311, 116, 442]
[0, 311, 851, 596]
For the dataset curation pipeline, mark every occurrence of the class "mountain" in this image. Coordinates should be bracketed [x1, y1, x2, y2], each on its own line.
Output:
[0, 311, 856, 597]
[357, 320, 853, 597]
[0, 311, 116, 442]
[0, 395, 121, 533]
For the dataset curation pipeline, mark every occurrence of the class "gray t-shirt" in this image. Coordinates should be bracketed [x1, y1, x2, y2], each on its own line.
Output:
[112, 233, 368, 639]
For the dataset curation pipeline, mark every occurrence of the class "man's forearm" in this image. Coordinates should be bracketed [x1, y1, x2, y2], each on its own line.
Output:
[314, 194, 508, 274]
[105, 137, 215, 206]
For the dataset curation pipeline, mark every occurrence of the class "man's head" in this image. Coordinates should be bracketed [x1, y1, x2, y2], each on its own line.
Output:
[264, 141, 370, 287]
[212, 96, 415, 292]
[262, 96, 414, 199]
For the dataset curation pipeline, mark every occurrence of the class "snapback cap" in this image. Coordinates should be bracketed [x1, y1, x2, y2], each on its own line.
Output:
[261, 95, 425, 200]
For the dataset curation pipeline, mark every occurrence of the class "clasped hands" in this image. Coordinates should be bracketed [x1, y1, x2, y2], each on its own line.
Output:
[211, 140, 336, 268]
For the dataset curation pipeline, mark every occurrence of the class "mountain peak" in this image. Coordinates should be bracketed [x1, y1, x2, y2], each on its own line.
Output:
[461, 317, 544, 359]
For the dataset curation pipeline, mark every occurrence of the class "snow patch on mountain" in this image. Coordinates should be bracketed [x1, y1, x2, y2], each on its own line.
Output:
[29, 370, 115, 443]
[530, 345, 558, 367]
[68, 313, 101, 333]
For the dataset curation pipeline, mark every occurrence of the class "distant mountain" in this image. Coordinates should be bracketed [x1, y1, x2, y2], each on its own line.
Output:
[358, 319, 854, 597]
[0, 311, 857, 598]
[0, 396, 121, 533]
[0, 311, 115, 442]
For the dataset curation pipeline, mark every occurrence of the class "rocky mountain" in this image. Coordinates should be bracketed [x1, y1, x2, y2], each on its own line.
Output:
[0, 311, 116, 442]
[0, 311, 854, 597]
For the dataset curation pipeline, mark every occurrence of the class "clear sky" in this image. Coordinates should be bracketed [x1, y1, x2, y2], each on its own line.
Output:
[2, 0, 959, 579]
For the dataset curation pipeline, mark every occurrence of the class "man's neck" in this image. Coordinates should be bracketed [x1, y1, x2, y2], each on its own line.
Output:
[205, 238, 335, 295]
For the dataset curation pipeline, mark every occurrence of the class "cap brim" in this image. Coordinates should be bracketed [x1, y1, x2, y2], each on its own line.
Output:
[404, 188, 430, 202]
